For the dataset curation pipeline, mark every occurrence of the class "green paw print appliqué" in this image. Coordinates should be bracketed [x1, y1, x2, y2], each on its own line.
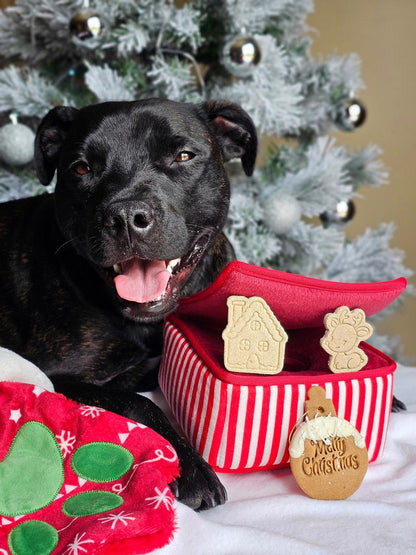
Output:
[2, 423, 133, 555]
[0, 382, 179, 555]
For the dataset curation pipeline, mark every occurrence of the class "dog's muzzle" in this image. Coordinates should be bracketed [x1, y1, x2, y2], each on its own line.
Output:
[105, 232, 212, 321]
[96, 201, 213, 320]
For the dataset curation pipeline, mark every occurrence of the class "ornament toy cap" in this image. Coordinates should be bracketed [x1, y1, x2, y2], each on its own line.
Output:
[290, 386, 368, 500]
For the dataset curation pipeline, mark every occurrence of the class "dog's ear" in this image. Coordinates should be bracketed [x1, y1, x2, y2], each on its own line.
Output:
[200, 100, 257, 176]
[35, 106, 79, 185]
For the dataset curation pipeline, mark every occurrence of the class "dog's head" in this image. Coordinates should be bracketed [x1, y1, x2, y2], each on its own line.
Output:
[35, 99, 257, 321]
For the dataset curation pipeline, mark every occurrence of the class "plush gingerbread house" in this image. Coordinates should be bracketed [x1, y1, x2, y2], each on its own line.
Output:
[222, 296, 288, 374]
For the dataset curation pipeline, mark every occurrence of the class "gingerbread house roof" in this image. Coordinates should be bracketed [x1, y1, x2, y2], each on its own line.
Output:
[224, 297, 287, 343]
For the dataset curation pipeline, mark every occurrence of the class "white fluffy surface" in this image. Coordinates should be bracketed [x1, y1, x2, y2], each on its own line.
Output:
[0, 347, 54, 392]
[147, 364, 416, 555]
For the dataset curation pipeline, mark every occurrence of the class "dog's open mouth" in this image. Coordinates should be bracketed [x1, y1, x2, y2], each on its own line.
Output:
[113, 257, 181, 304]
[108, 233, 211, 319]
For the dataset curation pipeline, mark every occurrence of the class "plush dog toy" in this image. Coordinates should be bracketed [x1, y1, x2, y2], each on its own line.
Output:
[0, 349, 179, 555]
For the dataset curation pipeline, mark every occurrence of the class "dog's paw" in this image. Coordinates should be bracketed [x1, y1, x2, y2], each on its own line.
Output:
[170, 445, 227, 511]
[392, 395, 407, 412]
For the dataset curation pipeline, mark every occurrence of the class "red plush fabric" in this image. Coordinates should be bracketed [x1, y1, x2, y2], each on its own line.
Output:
[175, 260, 407, 330]
[0, 382, 179, 555]
[170, 261, 406, 384]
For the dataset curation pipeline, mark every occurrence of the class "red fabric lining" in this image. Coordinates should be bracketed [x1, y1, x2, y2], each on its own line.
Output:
[174, 261, 407, 330]
[165, 261, 405, 385]
[168, 313, 396, 386]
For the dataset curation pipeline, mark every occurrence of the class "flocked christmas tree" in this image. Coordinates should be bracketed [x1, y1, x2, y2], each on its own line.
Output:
[0, 0, 413, 355]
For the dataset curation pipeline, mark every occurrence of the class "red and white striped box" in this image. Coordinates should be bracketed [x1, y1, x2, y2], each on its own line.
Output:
[159, 262, 406, 473]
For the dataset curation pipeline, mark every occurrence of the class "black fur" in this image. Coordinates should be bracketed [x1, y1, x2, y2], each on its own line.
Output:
[0, 98, 257, 510]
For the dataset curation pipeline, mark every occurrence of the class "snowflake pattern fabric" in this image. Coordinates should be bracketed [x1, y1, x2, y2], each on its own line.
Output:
[0, 381, 179, 554]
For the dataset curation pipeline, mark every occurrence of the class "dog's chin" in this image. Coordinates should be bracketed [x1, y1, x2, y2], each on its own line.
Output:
[103, 233, 212, 323]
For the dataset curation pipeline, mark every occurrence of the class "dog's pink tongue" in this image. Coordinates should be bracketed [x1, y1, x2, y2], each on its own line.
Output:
[114, 258, 170, 303]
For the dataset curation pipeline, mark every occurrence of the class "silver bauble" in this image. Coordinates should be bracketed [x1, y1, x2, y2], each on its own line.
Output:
[320, 199, 356, 227]
[336, 98, 366, 131]
[0, 122, 35, 166]
[262, 192, 302, 234]
[69, 10, 102, 40]
[222, 36, 261, 77]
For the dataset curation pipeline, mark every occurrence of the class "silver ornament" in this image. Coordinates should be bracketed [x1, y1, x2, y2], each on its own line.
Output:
[336, 98, 366, 131]
[320, 199, 356, 227]
[69, 10, 102, 40]
[222, 36, 261, 78]
[262, 192, 302, 234]
[0, 122, 35, 166]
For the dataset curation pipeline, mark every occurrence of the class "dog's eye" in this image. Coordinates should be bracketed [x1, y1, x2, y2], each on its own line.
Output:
[174, 151, 195, 163]
[72, 161, 91, 176]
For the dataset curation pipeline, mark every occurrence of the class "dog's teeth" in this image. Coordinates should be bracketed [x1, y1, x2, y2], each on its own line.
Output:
[113, 263, 122, 274]
[166, 258, 181, 273]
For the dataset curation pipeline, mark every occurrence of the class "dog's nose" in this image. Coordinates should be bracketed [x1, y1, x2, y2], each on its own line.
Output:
[103, 202, 155, 236]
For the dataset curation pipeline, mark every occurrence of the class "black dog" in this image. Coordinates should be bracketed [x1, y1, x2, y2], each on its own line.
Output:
[0, 99, 257, 510]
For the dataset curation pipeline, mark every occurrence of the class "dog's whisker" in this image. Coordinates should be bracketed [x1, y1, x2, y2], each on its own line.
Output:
[54, 235, 96, 256]
[54, 238, 76, 255]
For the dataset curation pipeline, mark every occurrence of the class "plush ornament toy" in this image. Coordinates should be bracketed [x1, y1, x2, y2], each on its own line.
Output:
[290, 386, 368, 500]
[0, 349, 179, 555]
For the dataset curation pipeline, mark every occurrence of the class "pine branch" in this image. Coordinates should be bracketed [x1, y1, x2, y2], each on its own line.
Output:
[261, 137, 352, 217]
[0, 65, 70, 117]
[0, 167, 50, 201]
[212, 35, 302, 135]
[85, 63, 135, 102]
[321, 223, 414, 283]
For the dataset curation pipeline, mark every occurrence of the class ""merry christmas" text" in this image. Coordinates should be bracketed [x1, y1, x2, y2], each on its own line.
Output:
[301, 438, 360, 476]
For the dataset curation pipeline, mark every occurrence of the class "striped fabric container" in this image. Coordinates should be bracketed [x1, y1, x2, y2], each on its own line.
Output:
[159, 262, 406, 473]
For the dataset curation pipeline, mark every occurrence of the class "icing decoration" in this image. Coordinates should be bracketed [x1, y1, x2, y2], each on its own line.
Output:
[290, 386, 368, 500]
[289, 416, 366, 458]
[222, 295, 288, 374]
[320, 306, 373, 373]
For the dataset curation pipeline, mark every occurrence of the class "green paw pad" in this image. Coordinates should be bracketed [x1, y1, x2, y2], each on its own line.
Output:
[0, 422, 63, 516]
[63, 491, 123, 517]
[71, 442, 134, 482]
[8, 520, 58, 555]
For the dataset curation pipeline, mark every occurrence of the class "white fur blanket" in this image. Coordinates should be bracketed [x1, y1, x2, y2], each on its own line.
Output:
[149, 364, 416, 555]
